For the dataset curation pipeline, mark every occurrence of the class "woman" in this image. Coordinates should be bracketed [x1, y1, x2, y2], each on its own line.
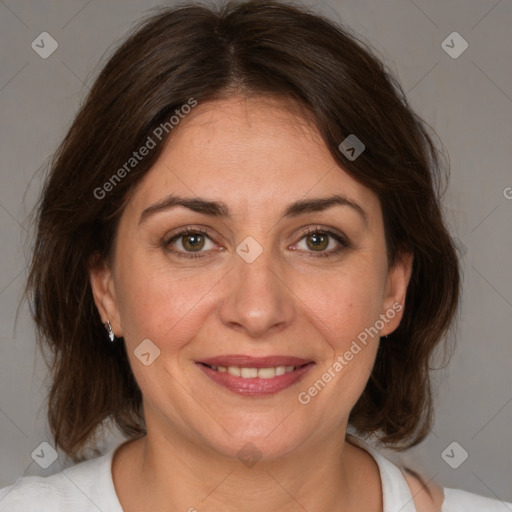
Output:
[0, 1, 510, 510]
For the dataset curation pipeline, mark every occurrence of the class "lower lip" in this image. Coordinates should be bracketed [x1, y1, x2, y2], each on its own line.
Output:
[197, 363, 314, 396]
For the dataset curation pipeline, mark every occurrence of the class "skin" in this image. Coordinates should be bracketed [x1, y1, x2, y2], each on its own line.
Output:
[90, 95, 435, 511]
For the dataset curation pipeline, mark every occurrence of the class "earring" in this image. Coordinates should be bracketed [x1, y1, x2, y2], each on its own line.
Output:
[105, 321, 115, 342]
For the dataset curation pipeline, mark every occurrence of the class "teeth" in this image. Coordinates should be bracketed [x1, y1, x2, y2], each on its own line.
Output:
[227, 366, 241, 377]
[257, 367, 276, 379]
[209, 364, 298, 378]
[241, 367, 258, 378]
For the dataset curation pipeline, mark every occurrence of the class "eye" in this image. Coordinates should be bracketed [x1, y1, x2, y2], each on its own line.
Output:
[164, 227, 217, 258]
[294, 227, 349, 257]
[163, 225, 350, 260]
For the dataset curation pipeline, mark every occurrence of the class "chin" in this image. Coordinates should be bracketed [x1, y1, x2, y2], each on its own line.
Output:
[195, 413, 313, 463]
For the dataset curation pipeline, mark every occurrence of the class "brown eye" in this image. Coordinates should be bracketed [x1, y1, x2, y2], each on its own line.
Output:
[181, 233, 205, 252]
[164, 228, 216, 258]
[294, 227, 350, 258]
[305, 232, 329, 251]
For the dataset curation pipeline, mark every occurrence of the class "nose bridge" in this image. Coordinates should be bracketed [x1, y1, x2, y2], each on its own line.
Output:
[218, 239, 295, 337]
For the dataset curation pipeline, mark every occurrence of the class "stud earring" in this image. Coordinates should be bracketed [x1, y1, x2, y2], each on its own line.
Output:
[105, 321, 115, 342]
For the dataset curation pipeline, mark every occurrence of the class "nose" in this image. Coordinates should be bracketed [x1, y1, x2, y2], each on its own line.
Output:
[218, 247, 296, 338]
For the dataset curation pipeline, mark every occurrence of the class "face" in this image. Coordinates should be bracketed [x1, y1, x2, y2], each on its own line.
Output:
[91, 96, 412, 461]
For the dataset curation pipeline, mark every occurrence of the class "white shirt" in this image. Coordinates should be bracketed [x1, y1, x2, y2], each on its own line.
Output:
[1, 434, 510, 511]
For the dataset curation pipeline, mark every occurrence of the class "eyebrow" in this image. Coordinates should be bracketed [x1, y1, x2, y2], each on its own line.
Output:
[139, 193, 368, 227]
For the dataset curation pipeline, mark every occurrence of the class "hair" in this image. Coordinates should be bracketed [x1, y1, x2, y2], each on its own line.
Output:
[26, 0, 460, 462]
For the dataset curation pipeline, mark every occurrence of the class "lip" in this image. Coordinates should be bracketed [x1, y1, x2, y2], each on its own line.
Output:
[198, 354, 312, 368]
[196, 355, 315, 397]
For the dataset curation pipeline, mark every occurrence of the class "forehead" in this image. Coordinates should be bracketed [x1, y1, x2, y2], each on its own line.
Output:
[124, 96, 380, 222]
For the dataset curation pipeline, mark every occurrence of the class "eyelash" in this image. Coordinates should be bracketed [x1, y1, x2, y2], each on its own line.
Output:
[163, 225, 350, 260]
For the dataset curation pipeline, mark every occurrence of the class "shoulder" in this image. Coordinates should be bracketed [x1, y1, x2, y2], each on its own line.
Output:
[442, 487, 512, 512]
[403, 470, 512, 512]
[0, 471, 89, 512]
[403, 469, 445, 512]
[0, 449, 119, 512]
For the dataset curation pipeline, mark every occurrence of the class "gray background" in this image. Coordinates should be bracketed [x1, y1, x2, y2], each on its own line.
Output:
[1, 0, 511, 503]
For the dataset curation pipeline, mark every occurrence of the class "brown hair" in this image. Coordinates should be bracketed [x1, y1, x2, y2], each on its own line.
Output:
[26, 0, 460, 462]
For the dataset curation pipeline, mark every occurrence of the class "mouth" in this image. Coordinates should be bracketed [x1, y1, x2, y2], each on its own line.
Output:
[196, 355, 315, 396]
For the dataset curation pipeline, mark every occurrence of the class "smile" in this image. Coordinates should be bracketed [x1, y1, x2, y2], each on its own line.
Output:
[196, 355, 314, 396]
[204, 364, 297, 379]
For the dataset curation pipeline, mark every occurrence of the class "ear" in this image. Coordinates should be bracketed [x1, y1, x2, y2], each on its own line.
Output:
[89, 254, 123, 337]
[381, 251, 413, 336]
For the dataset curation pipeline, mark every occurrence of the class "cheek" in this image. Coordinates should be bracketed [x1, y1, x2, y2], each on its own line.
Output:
[296, 261, 386, 350]
[295, 267, 384, 413]
[113, 249, 222, 348]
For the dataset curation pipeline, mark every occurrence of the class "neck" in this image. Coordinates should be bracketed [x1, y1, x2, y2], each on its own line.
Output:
[113, 421, 382, 512]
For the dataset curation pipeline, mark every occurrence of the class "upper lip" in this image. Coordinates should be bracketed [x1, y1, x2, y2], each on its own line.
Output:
[198, 355, 313, 368]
